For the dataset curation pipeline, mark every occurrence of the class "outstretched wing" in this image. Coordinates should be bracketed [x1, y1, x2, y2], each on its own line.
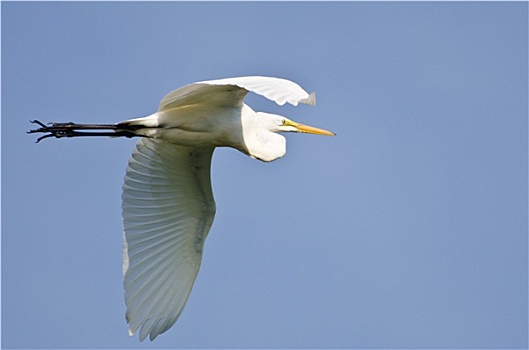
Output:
[159, 76, 316, 111]
[122, 138, 215, 341]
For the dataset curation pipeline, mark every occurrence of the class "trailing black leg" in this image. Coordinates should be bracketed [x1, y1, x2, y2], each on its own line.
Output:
[28, 120, 141, 143]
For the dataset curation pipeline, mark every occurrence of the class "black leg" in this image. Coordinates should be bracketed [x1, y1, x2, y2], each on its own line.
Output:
[28, 120, 139, 143]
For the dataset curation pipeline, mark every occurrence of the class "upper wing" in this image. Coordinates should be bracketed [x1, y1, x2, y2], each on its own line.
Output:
[122, 138, 215, 341]
[158, 76, 316, 111]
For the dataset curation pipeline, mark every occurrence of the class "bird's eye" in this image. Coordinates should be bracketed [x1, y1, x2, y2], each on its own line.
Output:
[281, 119, 288, 126]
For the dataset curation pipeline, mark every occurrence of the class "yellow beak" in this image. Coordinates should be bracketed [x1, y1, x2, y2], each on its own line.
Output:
[287, 120, 336, 136]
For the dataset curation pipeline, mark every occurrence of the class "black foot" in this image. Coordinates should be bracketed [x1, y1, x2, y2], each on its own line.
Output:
[28, 120, 76, 143]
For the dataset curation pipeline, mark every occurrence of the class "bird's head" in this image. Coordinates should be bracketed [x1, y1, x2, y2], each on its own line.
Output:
[259, 112, 335, 136]
[243, 112, 335, 162]
[276, 117, 336, 136]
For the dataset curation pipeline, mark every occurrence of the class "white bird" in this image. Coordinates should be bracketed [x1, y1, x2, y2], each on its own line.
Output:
[29, 76, 334, 341]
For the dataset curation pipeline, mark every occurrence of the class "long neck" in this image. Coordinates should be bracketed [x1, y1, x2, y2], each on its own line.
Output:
[240, 106, 286, 162]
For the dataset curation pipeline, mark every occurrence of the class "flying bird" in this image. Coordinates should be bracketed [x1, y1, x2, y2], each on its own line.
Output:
[29, 76, 334, 341]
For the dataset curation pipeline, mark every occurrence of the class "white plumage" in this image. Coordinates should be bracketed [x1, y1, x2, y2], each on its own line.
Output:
[122, 139, 215, 340]
[29, 76, 334, 341]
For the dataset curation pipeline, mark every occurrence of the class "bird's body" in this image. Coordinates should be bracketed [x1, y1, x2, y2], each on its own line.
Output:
[29, 76, 334, 341]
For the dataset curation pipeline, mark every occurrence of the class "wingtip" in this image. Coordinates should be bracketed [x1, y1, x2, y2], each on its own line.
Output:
[300, 92, 316, 106]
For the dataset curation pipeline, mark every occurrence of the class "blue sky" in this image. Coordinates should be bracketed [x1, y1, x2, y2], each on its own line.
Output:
[2, 2, 527, 349]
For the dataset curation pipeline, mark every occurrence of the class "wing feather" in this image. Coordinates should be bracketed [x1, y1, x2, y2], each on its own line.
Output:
[158, 76, 316, 111]
[122, 138, 215, 341]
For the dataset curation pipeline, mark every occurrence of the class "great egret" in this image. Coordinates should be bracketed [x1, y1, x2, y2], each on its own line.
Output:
[29, 76, 334, 341]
